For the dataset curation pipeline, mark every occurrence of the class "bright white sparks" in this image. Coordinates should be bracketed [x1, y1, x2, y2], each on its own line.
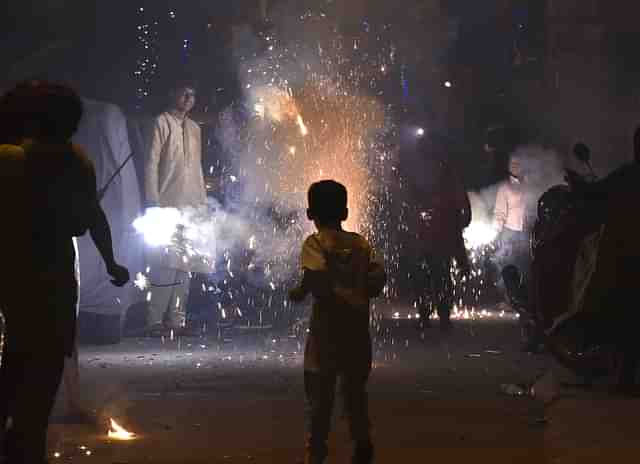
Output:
[133, 207, 182, 247]
[463, 221, 499, 250]
[133, 272, 150, 291]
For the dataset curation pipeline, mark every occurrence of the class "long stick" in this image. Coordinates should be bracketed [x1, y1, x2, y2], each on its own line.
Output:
[97, 152, 135, 201]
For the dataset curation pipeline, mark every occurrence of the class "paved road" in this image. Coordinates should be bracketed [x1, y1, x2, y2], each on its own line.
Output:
[46, 319, 563, 463]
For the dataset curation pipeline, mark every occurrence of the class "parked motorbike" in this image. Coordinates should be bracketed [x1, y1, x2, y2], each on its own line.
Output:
[528, 145, 640, 382]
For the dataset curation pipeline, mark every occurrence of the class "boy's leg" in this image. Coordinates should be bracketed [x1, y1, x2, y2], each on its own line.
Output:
[342, 370, 373, 464]
[304, 370, 337, 463]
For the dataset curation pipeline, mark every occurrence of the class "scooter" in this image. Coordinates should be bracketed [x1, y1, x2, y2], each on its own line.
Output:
[528, 145, 638, 382]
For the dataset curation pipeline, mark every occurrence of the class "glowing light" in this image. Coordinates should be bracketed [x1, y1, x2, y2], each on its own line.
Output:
[444, 81, 452, 88]
[296, 114, 309, 136]
[133, 207, 182, 247]
[463, 221, 499, 250]
[108, 419, 136, 440]
[416, 127, 425, 137]
[133, 272, 149, 291]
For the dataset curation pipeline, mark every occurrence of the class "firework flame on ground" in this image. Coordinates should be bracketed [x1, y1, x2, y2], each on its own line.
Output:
[108, 418, 136, 440]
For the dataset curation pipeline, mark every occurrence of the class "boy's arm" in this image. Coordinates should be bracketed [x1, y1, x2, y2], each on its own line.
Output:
[79, 150, 130, 288]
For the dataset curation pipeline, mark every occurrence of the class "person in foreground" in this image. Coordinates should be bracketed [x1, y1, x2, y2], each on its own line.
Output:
[0, 80, 129, 464]
[289, 180, 386, 464]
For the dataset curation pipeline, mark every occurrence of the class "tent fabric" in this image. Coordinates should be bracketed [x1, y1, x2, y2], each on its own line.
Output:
[72, 99, 143, 316]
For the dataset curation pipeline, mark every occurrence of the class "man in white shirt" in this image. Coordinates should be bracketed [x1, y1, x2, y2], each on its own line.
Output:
[494, 156, 532, 275]
[144, 82, 207, 331]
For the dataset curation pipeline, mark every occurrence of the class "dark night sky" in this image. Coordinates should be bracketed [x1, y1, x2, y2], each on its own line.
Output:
[0, 1, 528, 113]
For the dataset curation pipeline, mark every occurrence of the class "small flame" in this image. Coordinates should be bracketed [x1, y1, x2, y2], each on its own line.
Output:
[108, 418, 136, 440]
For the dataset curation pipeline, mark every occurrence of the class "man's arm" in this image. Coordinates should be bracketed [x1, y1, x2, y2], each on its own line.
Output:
[144, 117, 166, 207]
[89, 203, 129, 287]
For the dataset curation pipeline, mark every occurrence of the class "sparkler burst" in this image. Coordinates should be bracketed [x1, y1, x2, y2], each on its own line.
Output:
[201, 10, 402, 326]
[463, 221, 499, 250]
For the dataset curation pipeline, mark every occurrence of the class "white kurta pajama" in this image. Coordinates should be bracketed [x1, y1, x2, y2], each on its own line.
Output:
[144, 112, 207, 328]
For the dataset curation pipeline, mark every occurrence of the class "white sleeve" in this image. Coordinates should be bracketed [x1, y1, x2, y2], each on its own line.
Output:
[493, 183, 509, 230]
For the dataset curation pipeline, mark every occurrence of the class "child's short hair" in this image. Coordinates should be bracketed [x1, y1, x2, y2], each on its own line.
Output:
[2, 80, 83, 141]
[307, 180, 348, 224]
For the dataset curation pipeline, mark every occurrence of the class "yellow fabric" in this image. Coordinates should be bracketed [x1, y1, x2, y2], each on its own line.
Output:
[301, 230, 374, 309]
[300, 229, 380, 372]
[145, 112, 207, 208]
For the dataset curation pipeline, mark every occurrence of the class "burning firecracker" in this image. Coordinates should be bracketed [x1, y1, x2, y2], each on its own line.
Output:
[108, 418, 136, 441]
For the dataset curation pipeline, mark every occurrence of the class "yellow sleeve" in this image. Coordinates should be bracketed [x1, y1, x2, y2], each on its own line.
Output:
[301, 235, 326, 271]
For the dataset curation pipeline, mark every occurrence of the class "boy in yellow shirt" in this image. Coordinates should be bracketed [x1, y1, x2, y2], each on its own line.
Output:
[289, 180, 386, 464]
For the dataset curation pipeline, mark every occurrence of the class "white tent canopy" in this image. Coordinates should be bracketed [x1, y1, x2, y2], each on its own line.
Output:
[73, 98, 143, 318]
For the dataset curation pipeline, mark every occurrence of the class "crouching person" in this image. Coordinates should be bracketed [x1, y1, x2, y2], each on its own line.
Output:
[289, 180, 386, 464]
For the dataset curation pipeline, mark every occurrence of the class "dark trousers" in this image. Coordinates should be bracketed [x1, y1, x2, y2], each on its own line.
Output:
[498, 228, 530, 277]
[304, 369, 373, 463]
[0, 334, 66, 464]
[412, 254, 454, 324]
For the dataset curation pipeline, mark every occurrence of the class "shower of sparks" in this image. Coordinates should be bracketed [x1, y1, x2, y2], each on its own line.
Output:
[203, 10, 402, 328]
[200, 10, 504, 331]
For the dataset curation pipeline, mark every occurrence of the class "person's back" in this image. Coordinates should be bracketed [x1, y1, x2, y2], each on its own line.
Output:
[24, 141, 97, 277]
[0, 144, 29, 291]
[289, 180, 385, 464]
[301, 227, 375, 372]
[0, 80, 121, 464]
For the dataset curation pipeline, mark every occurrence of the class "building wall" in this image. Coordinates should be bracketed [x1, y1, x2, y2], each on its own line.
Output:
[543, 0, 639, 173]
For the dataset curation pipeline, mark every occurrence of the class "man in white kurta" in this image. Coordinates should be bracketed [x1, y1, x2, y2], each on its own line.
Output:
[144, 84, 207, 330]
[494, 156, 532, 275]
